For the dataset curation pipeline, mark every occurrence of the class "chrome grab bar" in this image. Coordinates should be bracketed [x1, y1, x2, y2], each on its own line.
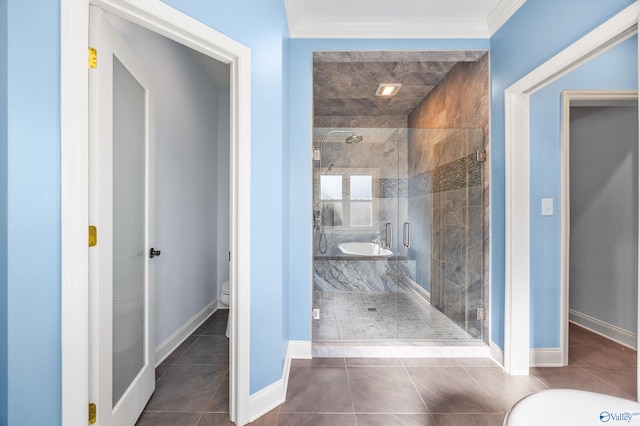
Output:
[403, 221, 411, 248]
[385, 222, 392, 249]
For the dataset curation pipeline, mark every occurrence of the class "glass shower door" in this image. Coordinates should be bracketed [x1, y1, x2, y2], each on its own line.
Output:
[403, 127, 485, 340]
[312, 124, 485, 342]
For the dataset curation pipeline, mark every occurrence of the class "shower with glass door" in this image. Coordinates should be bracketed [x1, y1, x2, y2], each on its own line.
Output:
[311, 50, 490, 346]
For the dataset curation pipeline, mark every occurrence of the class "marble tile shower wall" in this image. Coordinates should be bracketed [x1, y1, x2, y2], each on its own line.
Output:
[313, 258, 416, 292]
[408, 128, 484, 338]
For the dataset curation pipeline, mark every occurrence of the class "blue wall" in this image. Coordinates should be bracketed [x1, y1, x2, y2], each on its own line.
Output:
[287, 38, 490, 341]
[160, 0, 290, 394]
[489, 0, 636, 349]
[5, 0, 61, 424]
[529, 36, 638, 348]
[0, 0, 7, 423]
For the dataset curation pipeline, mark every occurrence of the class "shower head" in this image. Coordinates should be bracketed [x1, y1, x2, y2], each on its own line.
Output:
[345, 134, 363, 144]
[320, 129, 363, 144]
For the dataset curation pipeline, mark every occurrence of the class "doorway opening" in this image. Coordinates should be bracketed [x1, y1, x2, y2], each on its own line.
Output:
[89, 9, 233, 424]
[502, 3, 638, 376]
[561, 91, 638, 384]
[61, 1, 251, 424]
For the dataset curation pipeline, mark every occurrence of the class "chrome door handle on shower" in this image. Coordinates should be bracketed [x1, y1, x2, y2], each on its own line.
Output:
[403, 221, 411, 248]
[385, 222, 392, 249]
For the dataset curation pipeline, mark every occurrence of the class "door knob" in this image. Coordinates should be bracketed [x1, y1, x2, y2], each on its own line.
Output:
[149, 248, 161, 258]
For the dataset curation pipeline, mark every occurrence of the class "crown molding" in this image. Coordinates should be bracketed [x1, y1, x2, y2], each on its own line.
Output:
[285, 0, 526, 39]
[487, 0, 527, 36]
[289, 17, 490, 39]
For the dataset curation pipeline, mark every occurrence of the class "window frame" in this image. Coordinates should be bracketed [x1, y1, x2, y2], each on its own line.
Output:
[319, 167, 380, 232]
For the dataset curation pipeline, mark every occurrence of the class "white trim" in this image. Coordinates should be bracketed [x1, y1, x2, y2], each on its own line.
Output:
[61, 1, 90, 425]
[248, 340, 299, 422]
[503, 3, 639, 376]
[286, 17, 490, 39]
[288, 340, 312, 359]
[570, 312, 637, 350]
[504, 90, 531, 375]
[311, 344, 490, 358]
[505, 6, 638, 96]
[248, 374, 287, 423]
[154, 302, 218, 366]
[486, 0, 526, 36]
[489, 341, 505, 368]
[529, 348, 563, 367]
[61, 1, 252, 424]
[284, 0, 526, 39]
[560, 90, 638, 367]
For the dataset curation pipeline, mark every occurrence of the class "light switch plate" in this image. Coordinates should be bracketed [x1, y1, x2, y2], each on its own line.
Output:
[542, 198, 554, 216]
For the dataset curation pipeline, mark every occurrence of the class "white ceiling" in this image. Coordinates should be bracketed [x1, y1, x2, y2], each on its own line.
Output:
[284, 0, 526, 38]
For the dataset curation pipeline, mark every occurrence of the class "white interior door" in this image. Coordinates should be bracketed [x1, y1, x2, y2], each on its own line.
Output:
[89, 7, 156, 425]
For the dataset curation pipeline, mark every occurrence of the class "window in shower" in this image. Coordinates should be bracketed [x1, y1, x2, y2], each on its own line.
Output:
[349, 175, 372, 227]
[320, 175, 343, 226]
[319, 172, 375, 229]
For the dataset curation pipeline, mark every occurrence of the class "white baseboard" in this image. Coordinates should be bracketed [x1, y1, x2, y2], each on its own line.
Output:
[154, 299, 218, 366]
[489, 341, 504, 368]
[530, 348, 563, 367]
[249, 340, 305, 422]
[485, 342, 562, 369]
[312, 344, 489, 358]
[248, 369, 288, 423]
[288, 340, 312, 359]
[569, 310, 637, 350]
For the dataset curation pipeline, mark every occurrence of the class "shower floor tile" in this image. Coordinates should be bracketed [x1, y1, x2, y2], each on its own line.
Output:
[312, 291, 474, 341]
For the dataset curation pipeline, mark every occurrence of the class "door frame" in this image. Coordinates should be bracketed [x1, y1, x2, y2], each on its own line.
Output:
[61, 0, 252, 424]
[560, 90, 639, 365]
[503, 2, 638, 376]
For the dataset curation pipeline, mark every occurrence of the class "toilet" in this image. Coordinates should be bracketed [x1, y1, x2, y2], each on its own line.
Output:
[220, 280, 230, 338]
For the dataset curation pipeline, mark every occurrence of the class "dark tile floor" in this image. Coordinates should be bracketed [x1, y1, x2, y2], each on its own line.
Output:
[137, 315, 636, 426]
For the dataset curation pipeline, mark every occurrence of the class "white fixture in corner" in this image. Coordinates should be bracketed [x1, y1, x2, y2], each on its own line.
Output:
[338, 242, 392, 257]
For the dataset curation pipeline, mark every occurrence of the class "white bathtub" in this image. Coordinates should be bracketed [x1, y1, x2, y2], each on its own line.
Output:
[337, 242, 392, 257]
[505, 389, 640, 425]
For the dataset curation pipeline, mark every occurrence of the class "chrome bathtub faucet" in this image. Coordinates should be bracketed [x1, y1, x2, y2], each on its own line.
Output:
[372, 232, 382, 254]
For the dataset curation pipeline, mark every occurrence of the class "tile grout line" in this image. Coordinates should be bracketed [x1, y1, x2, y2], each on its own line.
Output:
[400, 359, 433, 421]
[344, 363, 361, 425]
[201, 370, 230, 415]
[167, 335, 202, 366]
[193, 412, 204, 426]
[577, 365, 636, 400]
[459, 364, 507, 415]
[526, 368, 551, 390]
